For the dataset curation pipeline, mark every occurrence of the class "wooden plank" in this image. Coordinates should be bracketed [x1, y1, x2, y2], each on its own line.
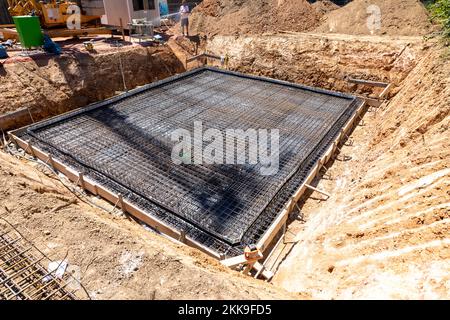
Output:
[221, 255, 273, 280]
[257, 207, 289, 252]
[119, 18, 125, 42]
[221, 255, 247, 268]
[0, 27, 17, 38]
[186, 53, 222, 64]
[305, 184, 330, 199]
[186, 53, 204, 63]
[204, 53, 222, 61]
[365, 97, 384, 107]
[354, 96, 383, 108]
[253, 262, 274, 281]
[0, 108, 32, 131]
[45, 27, 112, 38]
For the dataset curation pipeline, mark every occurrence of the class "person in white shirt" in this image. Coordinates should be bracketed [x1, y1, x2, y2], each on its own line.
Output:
[180, 0, 190, 36]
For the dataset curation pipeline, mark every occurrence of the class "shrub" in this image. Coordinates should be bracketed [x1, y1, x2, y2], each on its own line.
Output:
[426, 0, 450, 37]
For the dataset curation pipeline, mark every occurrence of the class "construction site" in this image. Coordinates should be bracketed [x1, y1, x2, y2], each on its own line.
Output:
[0, 0, 449, 300]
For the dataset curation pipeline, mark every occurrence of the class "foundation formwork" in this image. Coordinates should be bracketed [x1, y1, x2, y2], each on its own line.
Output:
[10, 67, 364, 259]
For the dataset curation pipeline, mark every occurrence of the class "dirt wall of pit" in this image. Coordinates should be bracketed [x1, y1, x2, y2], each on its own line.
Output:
[206, 33, 427, 95]
[0, 46, 185, 131]
[274, 43, 450, 299]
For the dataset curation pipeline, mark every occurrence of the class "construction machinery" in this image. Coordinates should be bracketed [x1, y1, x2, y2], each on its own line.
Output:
[0, 1, 111, 44]
[7, 0, 100, 28]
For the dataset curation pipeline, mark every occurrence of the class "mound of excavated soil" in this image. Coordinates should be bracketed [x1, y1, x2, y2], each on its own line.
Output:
[275, 44, 450, 299]
[188, 0, 434, 37]
[315, 0, 435, 36]
[189, 0, 322, 37]
[0, 150, 297, 300]
[310, 0, 339, 15]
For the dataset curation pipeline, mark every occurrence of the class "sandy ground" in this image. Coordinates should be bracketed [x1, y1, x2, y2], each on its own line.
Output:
[0, 150, 296, 300]
[273, 44, 450, 299]
[315, 0, 435, 36]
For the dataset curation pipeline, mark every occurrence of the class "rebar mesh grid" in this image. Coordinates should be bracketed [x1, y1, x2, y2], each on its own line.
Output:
[0, 219, 89, 300]
[17, 67, 362, 256]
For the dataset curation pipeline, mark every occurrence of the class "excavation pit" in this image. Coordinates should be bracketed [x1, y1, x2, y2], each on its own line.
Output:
[11, 67, 363, 258]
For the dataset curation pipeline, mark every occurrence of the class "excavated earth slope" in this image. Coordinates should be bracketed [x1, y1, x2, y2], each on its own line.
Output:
[274, 45, 450, 299]
[206, 33, 425, 94]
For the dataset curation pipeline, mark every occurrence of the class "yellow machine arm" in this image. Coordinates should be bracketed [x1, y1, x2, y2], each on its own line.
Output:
[7, 0, 100, 28]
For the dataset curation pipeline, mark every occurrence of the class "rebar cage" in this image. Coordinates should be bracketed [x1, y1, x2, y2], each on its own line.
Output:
[0, 218, 89, 300]
[14, 67, 362, 257]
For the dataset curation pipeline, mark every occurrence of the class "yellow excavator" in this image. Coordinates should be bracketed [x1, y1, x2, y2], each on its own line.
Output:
[7, 0, 100, 28]
[2, 0, 111, 40]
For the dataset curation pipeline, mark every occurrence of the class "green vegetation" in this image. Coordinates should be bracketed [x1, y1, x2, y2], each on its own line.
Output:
[426, 0, 450, 37]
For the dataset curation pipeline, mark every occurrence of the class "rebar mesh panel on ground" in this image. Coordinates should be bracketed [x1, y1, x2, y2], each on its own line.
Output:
[0, 219, 88, 300]
[21, 67, 361, 249]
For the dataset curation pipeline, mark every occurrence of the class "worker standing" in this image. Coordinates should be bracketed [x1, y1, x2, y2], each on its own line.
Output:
[180, 0, 190, 37]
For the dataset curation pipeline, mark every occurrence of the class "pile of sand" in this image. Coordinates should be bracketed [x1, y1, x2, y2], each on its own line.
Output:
[314, 0, 435, 36]
[189, 0, 323, 37]
[310, 0, 339, 15]
[0, 150, 296, 299]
